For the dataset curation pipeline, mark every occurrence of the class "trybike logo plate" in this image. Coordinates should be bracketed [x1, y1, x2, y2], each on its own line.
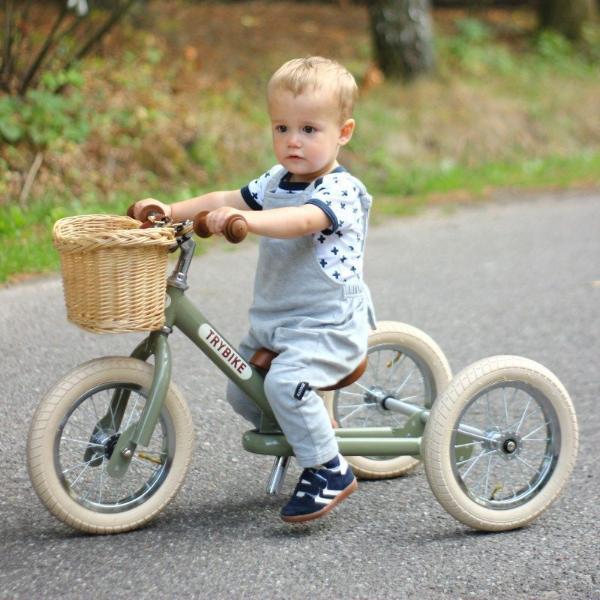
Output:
[198, 324, 252, 380]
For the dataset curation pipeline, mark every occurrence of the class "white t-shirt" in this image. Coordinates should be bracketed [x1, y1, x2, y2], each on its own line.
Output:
[241, 165, 366, 284]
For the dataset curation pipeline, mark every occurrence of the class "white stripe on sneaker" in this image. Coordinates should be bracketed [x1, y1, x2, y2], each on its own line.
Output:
[321, 486, 342, 498]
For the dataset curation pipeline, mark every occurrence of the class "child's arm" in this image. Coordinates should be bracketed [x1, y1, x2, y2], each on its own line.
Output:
[206, 204, 330, 239]
[132, 190, 248, 222]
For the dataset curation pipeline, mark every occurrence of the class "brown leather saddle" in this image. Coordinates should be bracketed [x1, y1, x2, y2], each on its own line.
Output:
[249, 348, 367, 391]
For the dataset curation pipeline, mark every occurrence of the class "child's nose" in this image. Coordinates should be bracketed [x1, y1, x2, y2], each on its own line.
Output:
[287, 133, 301, 147]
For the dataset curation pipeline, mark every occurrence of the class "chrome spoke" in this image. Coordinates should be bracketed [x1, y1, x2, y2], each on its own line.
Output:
[68, 457, 96, 488]
[62, 456, 97, 475]
[62, 437, 104, 448]
[386, 353, 405, 387]
[515, 455, 540, 474]
[339, 390, 367, 399]
[503, 387, 509, 427]
[393, 369, 414, 397]
[392, 394, 419, 404]
[90, 395, 101, 422]
[353, 381, 372, 394]
[515, 397, 532, 434]
[483, 453, 494, 498]
[362, 407, 371, 428]
[521, 421, 551, 440]
[454, 441, 481, 449]
[339, 404, 368, 424]
[98, 461, 106, 504]
[124, 396, 140, 431]
[486, 392, 493, 429]
[460, 449, 496, 479]
[337, 402, 366, 410]
[109, 398, 117, 432]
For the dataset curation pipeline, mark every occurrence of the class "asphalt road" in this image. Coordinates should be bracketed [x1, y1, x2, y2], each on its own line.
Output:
[1, 191, 598, 599]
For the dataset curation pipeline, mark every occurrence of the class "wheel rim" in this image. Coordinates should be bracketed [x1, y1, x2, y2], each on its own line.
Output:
[450, 381, 561, 510]
[54, 383, 175, 513]
[333, 343, 435, 459]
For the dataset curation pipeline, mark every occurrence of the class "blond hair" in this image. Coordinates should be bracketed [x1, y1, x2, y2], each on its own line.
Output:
[267, 56, 358, 122]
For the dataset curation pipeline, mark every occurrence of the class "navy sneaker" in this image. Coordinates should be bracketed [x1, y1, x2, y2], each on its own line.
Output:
[280, 454, 358, 523]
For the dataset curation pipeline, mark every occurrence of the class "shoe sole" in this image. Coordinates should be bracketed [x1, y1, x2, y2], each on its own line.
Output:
[281, 478, 358, 524]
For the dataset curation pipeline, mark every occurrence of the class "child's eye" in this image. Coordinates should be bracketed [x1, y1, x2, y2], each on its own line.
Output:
[275, 125, 287, 133]
[303, 126, 316, 134]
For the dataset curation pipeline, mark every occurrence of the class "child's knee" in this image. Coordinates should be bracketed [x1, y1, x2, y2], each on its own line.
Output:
[225, 380, 261, 427]
[264, 365, 312, 410]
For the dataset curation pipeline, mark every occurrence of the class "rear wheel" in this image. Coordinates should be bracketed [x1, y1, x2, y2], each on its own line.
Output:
[322, 321, 452, 479]
[422, 356, 578, 531]
[27, 357, 194, 534]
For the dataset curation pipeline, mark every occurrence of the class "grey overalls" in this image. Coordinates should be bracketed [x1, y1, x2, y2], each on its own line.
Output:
[226, 167, 376, 467]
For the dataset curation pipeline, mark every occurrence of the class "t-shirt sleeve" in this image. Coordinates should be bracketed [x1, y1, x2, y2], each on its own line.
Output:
[305, 174, 361, 233]
[240, 165, 280, 210]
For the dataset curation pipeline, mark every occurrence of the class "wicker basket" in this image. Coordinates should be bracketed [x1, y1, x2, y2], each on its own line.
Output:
[53, 214, 175, 333]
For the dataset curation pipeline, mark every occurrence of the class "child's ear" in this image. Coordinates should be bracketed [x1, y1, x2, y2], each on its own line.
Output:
[339, 119, 355, 146]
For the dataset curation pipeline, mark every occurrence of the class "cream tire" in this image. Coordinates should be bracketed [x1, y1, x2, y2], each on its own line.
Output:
[322, 321, 452, 479]
[423, 356, 578, 531]
[27, 357, 194, 534]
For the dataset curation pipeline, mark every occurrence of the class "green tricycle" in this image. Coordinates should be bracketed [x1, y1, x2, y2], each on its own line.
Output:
[27, 207, 578, 534]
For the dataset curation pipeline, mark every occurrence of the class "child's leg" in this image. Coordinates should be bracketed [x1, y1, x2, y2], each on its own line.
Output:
[263, 360, 338, 468]
[224, 333, 262, 428]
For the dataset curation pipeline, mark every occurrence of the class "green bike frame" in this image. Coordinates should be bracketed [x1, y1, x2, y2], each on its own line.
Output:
[106, 236, 426, 477]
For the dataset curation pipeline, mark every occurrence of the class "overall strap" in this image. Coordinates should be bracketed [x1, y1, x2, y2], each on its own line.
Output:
[264, 165, 287, 195]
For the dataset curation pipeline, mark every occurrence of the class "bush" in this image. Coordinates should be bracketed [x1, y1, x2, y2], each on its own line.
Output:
[0, 70, 89, 148]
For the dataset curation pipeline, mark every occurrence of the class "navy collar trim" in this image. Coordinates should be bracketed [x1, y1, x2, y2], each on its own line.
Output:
[278, 165, 347, 191]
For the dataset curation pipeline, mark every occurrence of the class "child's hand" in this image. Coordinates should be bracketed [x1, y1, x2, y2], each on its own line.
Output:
[131, 198, 171, 221]
[205, 207, 245, 235]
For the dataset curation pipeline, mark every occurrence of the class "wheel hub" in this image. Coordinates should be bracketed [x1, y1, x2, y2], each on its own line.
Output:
[364, 386, 385, 405]
[90, 431, 121, 461]
[103, 433, 121, 459]
[482, 429, 521, 460]
[364, 386, 397, 415]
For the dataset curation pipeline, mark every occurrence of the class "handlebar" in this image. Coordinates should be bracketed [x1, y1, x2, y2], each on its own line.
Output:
[192, 211, 247, 244]
[126, 203, 168, 228]
[126, 203, 248, 243]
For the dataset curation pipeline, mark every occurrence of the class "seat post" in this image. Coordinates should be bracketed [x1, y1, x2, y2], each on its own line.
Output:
[266, 456, 290, 495]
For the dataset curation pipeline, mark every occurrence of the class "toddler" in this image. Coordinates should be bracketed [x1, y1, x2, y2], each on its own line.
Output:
[134, 56, 376, 523]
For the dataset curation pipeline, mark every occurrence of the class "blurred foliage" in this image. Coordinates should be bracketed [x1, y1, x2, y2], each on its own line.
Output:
[0, 70, 89, 146]
[0, 0, 142, 96]
[1, 2, 599, 283]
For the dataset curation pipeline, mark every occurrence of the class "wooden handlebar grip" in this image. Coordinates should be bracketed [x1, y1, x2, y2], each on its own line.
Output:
[127, 203, 166, 229]
[192, 211, 248, 243]
[138, 204, 166, 223]
[223, 214, 248, 244]
[193, 211, 211, 238]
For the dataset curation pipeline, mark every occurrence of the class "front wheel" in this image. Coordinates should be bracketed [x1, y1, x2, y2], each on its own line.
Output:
[27, 357, 195, 534]
[322, 321, 452, 479]
[422, 356, 578, 531]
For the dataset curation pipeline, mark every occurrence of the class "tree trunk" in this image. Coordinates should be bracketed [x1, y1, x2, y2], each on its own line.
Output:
[538, 0, 597, 40]
[367, 0, 435, 80]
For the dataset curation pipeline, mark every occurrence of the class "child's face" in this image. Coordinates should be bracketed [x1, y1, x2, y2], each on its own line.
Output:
[268, 88, 354, 182]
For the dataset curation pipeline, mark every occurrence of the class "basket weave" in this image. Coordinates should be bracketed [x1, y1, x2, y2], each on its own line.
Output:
[53, 214, 175, 333]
